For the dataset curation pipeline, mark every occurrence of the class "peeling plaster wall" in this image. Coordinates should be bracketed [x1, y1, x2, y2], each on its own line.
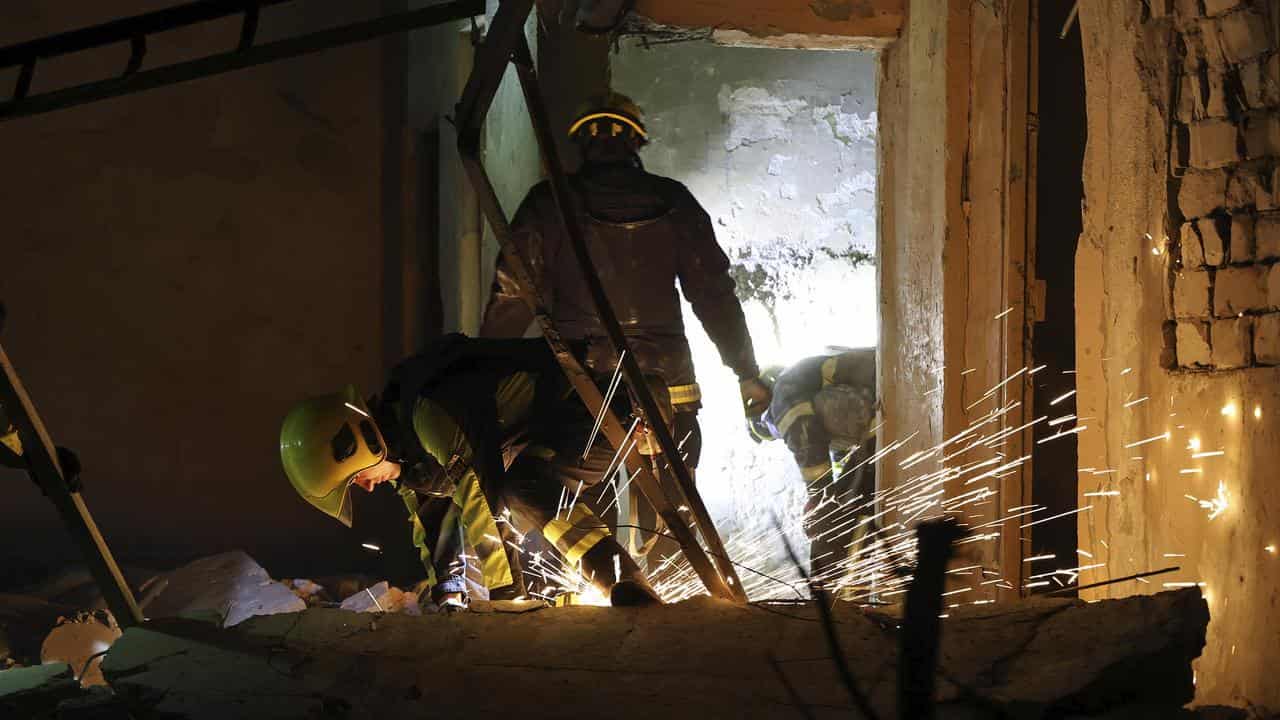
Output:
[1075, 0, 1280, 707]
[613, 41, 878, 557]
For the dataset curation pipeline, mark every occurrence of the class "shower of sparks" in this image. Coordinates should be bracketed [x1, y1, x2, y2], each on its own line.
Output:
[1191, 450, 1224, 459]
[464, 355, 1240, 610]
[1123, 396, 1148, 408]
[1125, 432, 1169, 449]
[1220, 403, 1237, 417]
[1050, 390, 1076, 405]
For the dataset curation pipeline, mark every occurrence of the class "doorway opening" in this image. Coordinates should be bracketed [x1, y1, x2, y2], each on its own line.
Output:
[1029, 1, 1086, 581]
[612, 39, 880, 584]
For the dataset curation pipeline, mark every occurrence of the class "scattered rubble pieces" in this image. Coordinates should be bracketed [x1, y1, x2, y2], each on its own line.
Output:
[338, 581, 420, 615]
[142, 551, 305, 627]
[97, 588, 1208, 720]
[40, 611, 121, 687]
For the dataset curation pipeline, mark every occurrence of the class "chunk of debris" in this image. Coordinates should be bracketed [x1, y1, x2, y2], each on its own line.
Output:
[101, 588, 1208, 720]
[40, 611, 121, 687]
[283, 578, 330, 607]
[0, 662, 82, 717]
[142, 551, 305, 627]
[338, 581, 420, 615]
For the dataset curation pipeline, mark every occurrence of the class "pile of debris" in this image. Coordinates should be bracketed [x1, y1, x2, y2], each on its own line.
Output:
[0, 550, 1261, 719]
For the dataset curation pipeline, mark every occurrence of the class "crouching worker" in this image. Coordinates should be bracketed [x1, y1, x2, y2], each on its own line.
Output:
[279, 335, 661, 609]
[747, 348, 878, 584]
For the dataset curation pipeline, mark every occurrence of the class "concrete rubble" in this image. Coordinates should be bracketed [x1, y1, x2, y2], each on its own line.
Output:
[142, 551, 306, 628]
[88, 588, 1213, 719]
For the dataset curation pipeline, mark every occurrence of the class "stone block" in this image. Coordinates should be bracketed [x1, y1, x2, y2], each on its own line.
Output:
[1181, 221, 1206, 267]
[143, 551, 306, 628]
[1174, 270, 1213, 317]
[1225, 166, 1275, 211]
[1211, 317, 1254, 367]
[1217, 9, 1273, 63]
[1239, 55, 1280, 109]
[1242, 111, 1280, 159]
[1257, 212, 1280, 259]
[1214, 265, 1267, 315]
[1177, 74, 1198, 123]
[1191, 21, 1230, 67]
[1202, 0, 1245, 15]
[1179, 169, 1228, 218]
[1197, 216, 1228, 265]
[1172, 0, 1202, 20]
[1176, 321, 1213, 366]
[1229, 213, 1256, 261]
[1255, 313, 1280, 363]
[1270, 264, 1280, 308]
[1189, 119, 1241, 168]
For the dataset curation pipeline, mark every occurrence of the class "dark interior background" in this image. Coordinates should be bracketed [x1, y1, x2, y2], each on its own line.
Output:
[0, 1, 430, 589]
[1029, 0, 1086, 581]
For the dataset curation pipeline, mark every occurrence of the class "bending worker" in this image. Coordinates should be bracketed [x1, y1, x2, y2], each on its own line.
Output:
[748, 347, 878, 583]
[280, 334, 661, 608]
[480, 92, 771, 496]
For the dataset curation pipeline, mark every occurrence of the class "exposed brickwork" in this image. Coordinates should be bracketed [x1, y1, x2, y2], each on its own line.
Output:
[1214, 265, 1268, 315]
[1211, 316, 1254, 366]
[1167, 0, 1278, 370]
[1255, 312, 1280, 363]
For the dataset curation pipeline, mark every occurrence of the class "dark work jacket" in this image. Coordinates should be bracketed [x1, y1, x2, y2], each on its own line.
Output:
[481, 162, 759, 388]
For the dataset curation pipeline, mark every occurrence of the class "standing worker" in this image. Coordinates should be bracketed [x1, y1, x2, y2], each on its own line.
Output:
[279, 335, 661, 609]
[480, 92, 771, 497]
[747, 348, 878, 584]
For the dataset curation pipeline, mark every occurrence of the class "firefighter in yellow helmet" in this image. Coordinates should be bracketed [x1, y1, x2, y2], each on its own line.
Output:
[280, 335, 661, 608]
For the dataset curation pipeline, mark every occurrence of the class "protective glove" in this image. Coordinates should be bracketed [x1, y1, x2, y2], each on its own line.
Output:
[739, 376, 772, 418]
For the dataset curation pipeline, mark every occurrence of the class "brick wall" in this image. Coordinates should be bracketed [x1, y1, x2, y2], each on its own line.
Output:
[1167, 0, 1280, 370]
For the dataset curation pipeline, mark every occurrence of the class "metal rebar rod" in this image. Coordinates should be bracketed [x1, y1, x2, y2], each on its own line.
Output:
[0, 0, 484, 122]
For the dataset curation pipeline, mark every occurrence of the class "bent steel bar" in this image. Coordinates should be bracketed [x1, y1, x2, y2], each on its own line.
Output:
[0, 0, 484, 121]
[455, 0, 746, 601]
[0, 338, 144, 627]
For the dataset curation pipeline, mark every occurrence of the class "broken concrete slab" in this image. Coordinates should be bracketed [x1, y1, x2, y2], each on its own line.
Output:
[142, 551, 305, 628]
[0, 662, 82, 717]
[40, 611, 121, 687]
[101, 588, 1208, 720]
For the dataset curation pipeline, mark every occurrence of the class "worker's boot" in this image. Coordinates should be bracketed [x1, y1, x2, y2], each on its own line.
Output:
[580, 540, 662, 607]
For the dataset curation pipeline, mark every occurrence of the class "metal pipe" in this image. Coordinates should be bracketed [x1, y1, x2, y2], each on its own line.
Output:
[0, 0, 485, 122]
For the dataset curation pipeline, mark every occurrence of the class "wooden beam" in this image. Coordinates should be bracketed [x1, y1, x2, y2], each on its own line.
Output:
[633, 0, 903, 41]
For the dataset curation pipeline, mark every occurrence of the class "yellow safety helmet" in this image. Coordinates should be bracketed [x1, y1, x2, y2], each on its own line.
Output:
[280, 386, 386, 527]
[567, 91, 648, 145]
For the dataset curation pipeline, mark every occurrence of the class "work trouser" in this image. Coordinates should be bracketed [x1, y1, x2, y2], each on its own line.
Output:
[804, 437, 879, 584]
[413, 455, 648, 601]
